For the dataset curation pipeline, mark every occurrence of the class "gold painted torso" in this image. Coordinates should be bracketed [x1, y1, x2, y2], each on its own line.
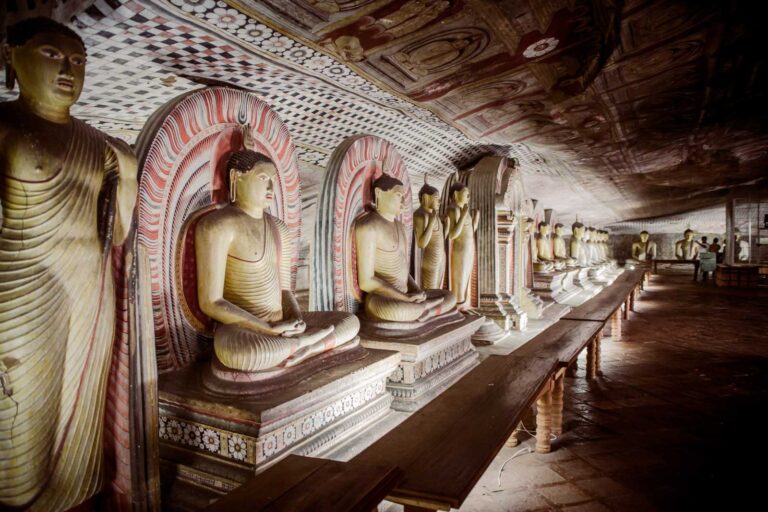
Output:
[553, 235, 567, 259]
[374, 218, 409, 293]
[223, 215, 283, 323]
[0, 116, 115, 510]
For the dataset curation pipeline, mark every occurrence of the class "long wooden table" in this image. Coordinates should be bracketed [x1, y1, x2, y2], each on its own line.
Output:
[651, 258, 700, 280]
[352, 355, 559, 511]
[203, 455, 402, 512]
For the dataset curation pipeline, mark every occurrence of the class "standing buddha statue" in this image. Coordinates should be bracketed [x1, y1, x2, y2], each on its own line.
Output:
[445, 182, 479, 309]
[413, 181, 446, 290]
[0, 18, 138, 511]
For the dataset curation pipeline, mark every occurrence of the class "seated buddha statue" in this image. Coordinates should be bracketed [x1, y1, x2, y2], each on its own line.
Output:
[570, 222, 590, 267]
[196, 150, 359, 373]
[675, 229, 700, 261]
[533, 221, 561, 271]
[630, 231, 657, 263]
[355, 174, 456, 323]
[585, 227, 600, 264]
[553, 223, 577, 267]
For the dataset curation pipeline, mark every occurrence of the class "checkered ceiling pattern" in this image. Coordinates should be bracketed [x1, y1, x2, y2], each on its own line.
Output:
[0, 0, 544, 179]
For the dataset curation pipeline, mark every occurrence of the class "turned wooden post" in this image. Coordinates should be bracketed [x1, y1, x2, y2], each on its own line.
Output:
[630, 288, 636, 311]
[535, 387, 553, 453]
[586, 337, 597, 380]
[622, 298, 629, 319]
[611, 309, 622, 342]
[551, 373, 565, 436]
[506, 422, 522, 447]
[594, 336, 602, 376]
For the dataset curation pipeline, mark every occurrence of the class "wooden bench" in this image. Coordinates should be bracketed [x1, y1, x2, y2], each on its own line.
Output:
[508, 320, 605, 453]
[352, 355, 559, 512]
[564, 269, 645, 342]
[651, 258, 700, 280]
[203, 455, 402, 512]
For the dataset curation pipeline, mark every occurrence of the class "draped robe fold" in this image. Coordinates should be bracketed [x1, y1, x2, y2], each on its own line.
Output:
[0, 119, 118, 511]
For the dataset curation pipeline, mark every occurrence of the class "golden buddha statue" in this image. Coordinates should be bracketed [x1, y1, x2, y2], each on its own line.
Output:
[533, 221, 561, 272]
[0, 18, 137, 511]
[675, 229, 700, 261]
[570, 222, 589, 267]
[445, 182, 479, 309]
[355, 174, 456, 322]
[552, 223, 577, 267]
[413, 181, 446, 289]
[631, 231, 657, 262]
[196, 150, 359, 372]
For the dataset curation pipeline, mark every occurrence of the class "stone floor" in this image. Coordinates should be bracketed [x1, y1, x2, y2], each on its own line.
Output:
[457, 272, 768, 511]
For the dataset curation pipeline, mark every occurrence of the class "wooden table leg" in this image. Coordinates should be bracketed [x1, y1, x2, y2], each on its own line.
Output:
[622, 298, 629, 319]
[566, 360, 578, 377]
[535, 387, 553, 454]
[586, 338, 597, 380]
[595, 336, 602, 376]
[551, 373, 565, 436]
[611, 309, 622, 342]
[506, 422, 522, 447]
[630, 289, 636, 311]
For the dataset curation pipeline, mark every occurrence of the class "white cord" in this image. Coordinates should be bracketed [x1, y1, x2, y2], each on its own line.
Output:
[497, 447, 532, 488]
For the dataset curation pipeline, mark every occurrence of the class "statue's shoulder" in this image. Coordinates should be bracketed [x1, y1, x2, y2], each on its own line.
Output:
[196, 205, 239, 233]
[354, 210, 378, 228]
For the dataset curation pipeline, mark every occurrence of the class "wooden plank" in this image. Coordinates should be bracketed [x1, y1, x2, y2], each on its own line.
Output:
[564, 270, 644, 322]
[264, 458, 402, 512]
[353, 355, 559, 510]
[511, 320, 603, 365]
[204, 455, 402, 512]
[203, 455, 325, 511]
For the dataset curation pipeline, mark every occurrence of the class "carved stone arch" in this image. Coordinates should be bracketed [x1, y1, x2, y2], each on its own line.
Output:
[135, 87, 300, 372]
[312, 134, 412, 313]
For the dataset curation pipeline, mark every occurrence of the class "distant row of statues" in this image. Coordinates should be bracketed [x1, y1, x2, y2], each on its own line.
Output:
[628, 229, 750, 263]
[531, 221, 613, 272]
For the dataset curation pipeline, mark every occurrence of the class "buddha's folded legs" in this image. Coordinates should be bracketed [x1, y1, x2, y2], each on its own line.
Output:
[364, 289, 457, 323]
[214, 312, 361, 372]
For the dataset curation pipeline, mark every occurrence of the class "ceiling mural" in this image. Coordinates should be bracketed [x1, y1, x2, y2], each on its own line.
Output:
[231, 0, 768, 222]
[1, 0, 765, 229]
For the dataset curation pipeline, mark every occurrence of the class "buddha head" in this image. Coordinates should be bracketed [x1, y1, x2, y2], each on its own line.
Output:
[683, 229, 694, 241]
[450, 182, 470, 208]
[538, 221, 550, 236]
[373, 173, 405, 218]
[227, 150, 276, 209]
[554, 223, 565, 237]
[640, 230, 649, 243]
[3, 17, 86, 116]
[418, 182, 440, 211]
[572, 222, 585, 239]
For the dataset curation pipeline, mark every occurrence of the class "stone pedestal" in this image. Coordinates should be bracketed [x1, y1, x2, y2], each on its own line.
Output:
[158, 347, 400, 497]
[574, 267, 603, 294]
[521, 287, 547, 318]
[360, 314, 483, 411]
[499, 293, 528, 331]
[533, 269, 581, 305]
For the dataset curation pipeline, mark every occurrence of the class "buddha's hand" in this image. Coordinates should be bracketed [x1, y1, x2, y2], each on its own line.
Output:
[271, 319, 306, 337]
[407, 290, 427, 303]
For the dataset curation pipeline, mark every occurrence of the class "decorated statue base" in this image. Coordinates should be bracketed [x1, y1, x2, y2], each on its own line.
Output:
[533, 269, 581, 305]
[359, 314, 483, 411]
[520, 288, 548, 319]
[157, 346, 400, 502]
[589, 262, 622, 286]
[574, 267, 603, 294]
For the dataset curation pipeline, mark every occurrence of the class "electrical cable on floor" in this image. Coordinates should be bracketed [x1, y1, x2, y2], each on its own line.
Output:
[496, 422, 559, 488]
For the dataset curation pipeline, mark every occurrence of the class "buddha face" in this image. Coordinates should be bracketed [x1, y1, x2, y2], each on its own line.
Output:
[420, 191, 440, 210]
[234, 162, 276, 209]
[573, 225, 584, 239]
[6, 31, 86, 112]
[538, 222, 550, 236]
[453, 186, 469, 207]
[684, 230, 694, 241]
[554, 224, 564, 237]
[375, 184, 404, 217]
[640, 232, 649, 243]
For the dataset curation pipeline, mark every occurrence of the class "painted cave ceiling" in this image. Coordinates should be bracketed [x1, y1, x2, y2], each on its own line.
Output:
[3, 0, 767, 228]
